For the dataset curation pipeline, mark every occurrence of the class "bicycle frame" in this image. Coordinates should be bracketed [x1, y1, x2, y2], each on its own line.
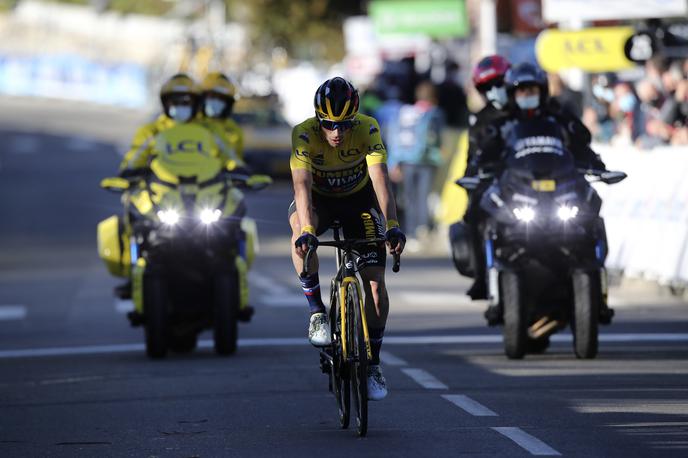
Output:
[331, 226, 372, 361]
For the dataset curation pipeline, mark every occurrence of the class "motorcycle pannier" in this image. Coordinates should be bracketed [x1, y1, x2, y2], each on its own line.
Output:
[97, 215, 131, 278]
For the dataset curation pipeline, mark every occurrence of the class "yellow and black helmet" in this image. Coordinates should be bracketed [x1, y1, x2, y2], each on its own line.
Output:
[313, 77, 359, 121]
[200, 72, 237, 99]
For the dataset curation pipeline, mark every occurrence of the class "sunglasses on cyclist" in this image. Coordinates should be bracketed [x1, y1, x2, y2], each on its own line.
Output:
[319, 118, 354, 131]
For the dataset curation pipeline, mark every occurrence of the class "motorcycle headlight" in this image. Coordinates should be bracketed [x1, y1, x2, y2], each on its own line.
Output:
[557, 205, 579, 221]
[200, 208, 222, 225]
[157, 209, 180, 226]
[513, 206, 536, 222]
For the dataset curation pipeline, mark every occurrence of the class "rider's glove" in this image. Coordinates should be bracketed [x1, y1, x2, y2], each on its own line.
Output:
[295, 226, 318, 250]
[385, 220, 406, 251]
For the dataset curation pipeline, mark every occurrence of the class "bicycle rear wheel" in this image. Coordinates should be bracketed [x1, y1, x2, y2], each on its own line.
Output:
[347, 282, 368, 437]
[330, 283, 350, 429]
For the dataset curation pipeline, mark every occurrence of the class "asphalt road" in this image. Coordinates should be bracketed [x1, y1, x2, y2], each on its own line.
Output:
[0, 100, 687, 457]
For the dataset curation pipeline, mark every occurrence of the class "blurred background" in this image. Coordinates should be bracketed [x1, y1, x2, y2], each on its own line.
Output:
[1, 0, 688, 295]
[1, 2, 687, 455]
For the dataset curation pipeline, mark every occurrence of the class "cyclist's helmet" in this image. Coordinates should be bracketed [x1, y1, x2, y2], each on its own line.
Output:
[200, 72, 237, 118]
[504, 62, 548, 110]
[159, 73, 200, 119]
[472, 54, 511, 93]
[313, 77, 359, 122]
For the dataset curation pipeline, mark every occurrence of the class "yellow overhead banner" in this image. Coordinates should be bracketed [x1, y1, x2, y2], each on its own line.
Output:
[535, 27, 636, 72]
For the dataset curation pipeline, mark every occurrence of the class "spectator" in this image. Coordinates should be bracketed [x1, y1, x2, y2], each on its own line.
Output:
[386, 81, 444, 241]
[635, 79, 669, 148]
[548, 73, 583, 118]
[583, 73, 616, 142]
[610, 82, 643, 146]
[435, 61, 469, 129]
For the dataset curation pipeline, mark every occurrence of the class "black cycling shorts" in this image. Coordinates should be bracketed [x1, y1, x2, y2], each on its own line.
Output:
[288, 182, 386, 269]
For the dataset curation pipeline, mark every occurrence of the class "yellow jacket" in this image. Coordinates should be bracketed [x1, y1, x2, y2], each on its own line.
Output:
[119, 114, 176, 172]
[120, 114, 245, 172]
[200, 117, 245, 171]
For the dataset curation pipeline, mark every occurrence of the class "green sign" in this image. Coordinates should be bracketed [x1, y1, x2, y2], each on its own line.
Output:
[370, 0, 469, 38]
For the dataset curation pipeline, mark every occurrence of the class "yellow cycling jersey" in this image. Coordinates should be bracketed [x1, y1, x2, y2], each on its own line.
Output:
[290, 114, 387, 197]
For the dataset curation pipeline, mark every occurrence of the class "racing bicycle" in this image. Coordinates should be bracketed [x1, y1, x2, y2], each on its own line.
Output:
[303, 223, 400, 437]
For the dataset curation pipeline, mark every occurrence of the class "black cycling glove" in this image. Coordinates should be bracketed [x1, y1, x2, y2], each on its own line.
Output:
[385, 227, 406, 248]
[295, 232, 318, 250]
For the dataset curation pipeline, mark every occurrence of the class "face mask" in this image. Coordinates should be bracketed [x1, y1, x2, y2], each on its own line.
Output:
[485, 86, 508, 109]
[204, 97, 227, 118]
[593, 85, 614, 103]
[515, 95, 540, 110]
[169, 105, 193, 122]
[618, 94, 636, 113]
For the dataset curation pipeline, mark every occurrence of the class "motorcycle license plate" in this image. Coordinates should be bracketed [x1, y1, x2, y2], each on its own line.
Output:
[531, 180, 556, 192]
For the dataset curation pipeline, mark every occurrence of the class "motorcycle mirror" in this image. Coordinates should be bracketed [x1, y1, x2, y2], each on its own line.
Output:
[455, 176, 480, 190]
[600, 171, 627, 184]
[100, 177, 130, 193]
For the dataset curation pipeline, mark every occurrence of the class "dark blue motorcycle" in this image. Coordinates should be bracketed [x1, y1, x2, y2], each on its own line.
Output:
[456, 117, 626, 359]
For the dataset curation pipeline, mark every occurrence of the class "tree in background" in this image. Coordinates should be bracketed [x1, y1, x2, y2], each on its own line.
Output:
[226, 0, 364, 64]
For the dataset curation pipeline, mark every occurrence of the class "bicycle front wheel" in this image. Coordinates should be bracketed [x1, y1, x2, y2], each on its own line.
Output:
[347, 282, 368, 437]
[330, 285, 350, 429]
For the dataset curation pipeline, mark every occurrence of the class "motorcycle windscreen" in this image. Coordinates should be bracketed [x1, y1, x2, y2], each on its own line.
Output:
[151, 124, 224, 184]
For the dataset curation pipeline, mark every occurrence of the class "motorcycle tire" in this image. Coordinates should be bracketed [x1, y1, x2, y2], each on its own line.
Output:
[501, 271, 527, 359]
[144, 273, 168, 359]
[572, 270, 600, 359]
[213, 272, 239, 356]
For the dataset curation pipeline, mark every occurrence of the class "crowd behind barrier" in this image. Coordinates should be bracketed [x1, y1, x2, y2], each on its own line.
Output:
[593, 143, 688, 286]
[582, 57, 688, 149]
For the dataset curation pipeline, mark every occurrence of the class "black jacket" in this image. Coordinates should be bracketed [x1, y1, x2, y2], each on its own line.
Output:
[470, 99, 605, 173]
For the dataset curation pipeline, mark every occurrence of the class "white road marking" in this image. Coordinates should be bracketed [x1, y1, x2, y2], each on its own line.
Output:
[401, 368, 448, 390]
[249, 272, 292, 296]
[0, 332, 686, 359]
[492, 427, 561, 456]
[442, 394, 498, 416]
[379, 351, 408, 366]
[259, 295, 307, 307]
[114, 300, 134, 314]
[398, 292, 476, 307]
[0, 305, 27, 321]
[66, 137, 97, 152]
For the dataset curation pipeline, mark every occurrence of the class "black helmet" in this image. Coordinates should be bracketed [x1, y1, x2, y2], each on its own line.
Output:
[313, 77, 359, 121]
[504, 62, 548, 109]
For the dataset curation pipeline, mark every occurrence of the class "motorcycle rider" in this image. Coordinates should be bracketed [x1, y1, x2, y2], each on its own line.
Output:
[199, 71, 269, 323]
[469, 62, 607, 323]
[199, 72, 247, 172]
[451, 55, 511, 301]
[116, 74, 255, 322]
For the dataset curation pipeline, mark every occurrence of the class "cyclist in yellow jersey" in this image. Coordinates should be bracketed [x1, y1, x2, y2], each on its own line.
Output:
[289, 77, 406, 401]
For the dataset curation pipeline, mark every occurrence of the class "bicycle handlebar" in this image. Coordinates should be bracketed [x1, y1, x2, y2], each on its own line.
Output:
[300, 238, 401, 277]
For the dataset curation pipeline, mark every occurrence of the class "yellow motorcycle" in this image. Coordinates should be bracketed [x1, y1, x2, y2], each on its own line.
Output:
[97, 124, 270, 358]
